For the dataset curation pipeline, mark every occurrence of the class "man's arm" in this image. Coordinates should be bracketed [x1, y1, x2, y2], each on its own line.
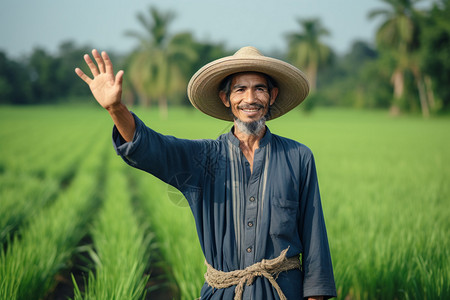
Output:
[75, 49, 135, 142]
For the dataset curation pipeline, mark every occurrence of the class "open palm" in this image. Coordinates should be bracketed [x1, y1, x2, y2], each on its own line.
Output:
[75, 49, 124, 110]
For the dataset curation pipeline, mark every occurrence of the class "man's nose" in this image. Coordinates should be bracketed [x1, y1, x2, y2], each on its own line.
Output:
[243, 89, 256, 103]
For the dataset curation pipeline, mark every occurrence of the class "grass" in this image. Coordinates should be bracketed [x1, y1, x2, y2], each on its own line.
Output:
[0, 108, 104, 242]
[132, 170, 205, 300]
[0, 130, 107, 299]
[72, 150, 152, 300]
[0, 173, 58, 242]
[0, 104, 449, 299]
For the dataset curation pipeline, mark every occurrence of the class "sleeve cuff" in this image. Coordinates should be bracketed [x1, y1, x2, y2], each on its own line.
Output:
[303, 287, 337, 299]
[112, 112, 142, 158]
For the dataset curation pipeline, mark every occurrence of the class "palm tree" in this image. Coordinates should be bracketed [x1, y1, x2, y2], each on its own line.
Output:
[286, 18, 332, 92]
[125, 7, 198, 117]
[368, 0, 430, 117]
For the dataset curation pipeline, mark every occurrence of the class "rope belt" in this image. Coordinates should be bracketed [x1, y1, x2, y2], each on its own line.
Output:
[204, 248, 301, 300]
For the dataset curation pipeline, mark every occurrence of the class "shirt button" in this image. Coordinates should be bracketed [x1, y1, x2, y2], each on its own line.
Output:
[249, 196, 255, 202]
[248, 221, 254, 227]
[245, 162, 250, 166]
[246, 247, 252, 253]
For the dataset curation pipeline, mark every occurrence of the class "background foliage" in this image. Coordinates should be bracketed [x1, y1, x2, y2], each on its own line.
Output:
[0, 0, 449, 117]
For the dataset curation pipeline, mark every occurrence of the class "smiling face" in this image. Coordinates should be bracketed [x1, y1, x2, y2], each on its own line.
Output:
[219, 72, 278, 125]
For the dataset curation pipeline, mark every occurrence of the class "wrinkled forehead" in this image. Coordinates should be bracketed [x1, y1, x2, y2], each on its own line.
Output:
[229, 71, 269, 83]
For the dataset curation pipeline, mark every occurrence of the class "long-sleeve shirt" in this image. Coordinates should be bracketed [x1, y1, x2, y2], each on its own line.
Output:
[113, 113, 337, 299]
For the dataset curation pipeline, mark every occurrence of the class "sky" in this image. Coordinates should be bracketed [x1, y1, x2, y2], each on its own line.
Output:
[0, 0, 388, 58]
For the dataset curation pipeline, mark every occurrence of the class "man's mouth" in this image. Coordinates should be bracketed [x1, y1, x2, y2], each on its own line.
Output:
[238, 104, 264, 112]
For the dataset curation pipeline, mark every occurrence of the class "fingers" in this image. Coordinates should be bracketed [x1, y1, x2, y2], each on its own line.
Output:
[74, 67, 92, 84]
[76, 49, 119, 86]
[84, 53, 100, 77]
[102, 51, 114, 75]
[115, 70, 124, 86]
[92, 49, 106, 73]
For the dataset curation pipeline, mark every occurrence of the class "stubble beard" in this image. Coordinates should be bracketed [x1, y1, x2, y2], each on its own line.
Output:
[232, 104, 271, 136]
[234, 116, 267, 136]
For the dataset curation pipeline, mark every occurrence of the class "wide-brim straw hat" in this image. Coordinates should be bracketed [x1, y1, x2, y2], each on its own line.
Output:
[187, 46, 310, 121]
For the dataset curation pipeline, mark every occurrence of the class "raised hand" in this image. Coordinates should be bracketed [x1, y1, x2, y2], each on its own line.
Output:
[75, 49, 124, 110]
[75, 49, 135, 142]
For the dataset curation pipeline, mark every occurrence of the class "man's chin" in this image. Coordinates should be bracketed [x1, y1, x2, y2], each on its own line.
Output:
[233, 116, 266, 136]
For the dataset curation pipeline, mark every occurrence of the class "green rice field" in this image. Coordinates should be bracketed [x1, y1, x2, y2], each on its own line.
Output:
[0, 104, 449, 299]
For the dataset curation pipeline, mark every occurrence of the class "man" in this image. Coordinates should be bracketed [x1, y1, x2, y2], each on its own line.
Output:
[75, 46, 336, 299]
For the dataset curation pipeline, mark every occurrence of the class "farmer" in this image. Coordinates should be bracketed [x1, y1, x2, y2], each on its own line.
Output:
[75, 46, 336, 300]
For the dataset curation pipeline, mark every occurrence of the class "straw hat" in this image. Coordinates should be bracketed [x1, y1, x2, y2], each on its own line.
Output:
[187, 46, 310, 121]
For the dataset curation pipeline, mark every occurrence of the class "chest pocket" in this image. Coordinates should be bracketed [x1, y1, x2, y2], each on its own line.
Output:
[269, 197, 299, 238]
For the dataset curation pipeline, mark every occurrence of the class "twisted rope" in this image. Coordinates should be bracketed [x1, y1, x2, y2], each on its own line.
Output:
[204, 248, 300, 300]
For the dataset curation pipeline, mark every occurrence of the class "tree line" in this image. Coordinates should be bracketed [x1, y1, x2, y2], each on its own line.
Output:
[0, 0, 449, 117]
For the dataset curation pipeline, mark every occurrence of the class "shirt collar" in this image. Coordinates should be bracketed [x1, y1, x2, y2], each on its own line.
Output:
[226, 126, 272, 148]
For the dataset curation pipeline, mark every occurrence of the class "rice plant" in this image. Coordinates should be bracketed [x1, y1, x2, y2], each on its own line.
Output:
[0, 126, 104, 242]
[0, 173, 58, 242]
[72, 150, 152, 300]
[133, 170, 206, 300]
[0, 136, 108, 299]
[1, 106, 448, 299]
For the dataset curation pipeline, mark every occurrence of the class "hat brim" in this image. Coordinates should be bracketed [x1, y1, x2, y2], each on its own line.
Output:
[187, 54, 310, 121]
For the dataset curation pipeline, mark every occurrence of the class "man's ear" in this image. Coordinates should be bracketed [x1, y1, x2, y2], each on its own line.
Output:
[270, 87, 279, 106]
[219, 91, 230, 107]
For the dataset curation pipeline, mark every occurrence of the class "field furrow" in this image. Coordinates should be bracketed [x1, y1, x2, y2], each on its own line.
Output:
[132, 170, 205, 300]
[0, 122, 106, 242]
[0, 106, 449, 299]
[72, 150, 152, 300]
[0, 135, 108, 300]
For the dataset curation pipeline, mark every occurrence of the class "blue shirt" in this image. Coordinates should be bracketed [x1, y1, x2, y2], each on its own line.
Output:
[113, 113, 336, 299]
